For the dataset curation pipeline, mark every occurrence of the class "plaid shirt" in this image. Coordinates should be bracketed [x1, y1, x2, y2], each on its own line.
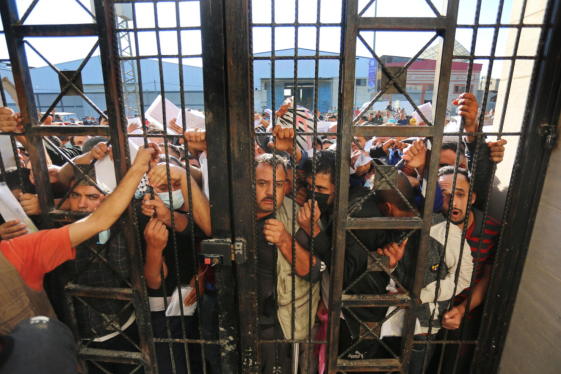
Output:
[65, 229, 133, 339]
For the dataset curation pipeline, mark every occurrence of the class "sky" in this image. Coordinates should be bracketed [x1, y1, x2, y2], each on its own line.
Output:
[0, 0, 537, 80]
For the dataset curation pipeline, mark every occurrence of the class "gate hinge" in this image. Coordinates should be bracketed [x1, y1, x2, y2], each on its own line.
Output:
[538, 123, 558, 150]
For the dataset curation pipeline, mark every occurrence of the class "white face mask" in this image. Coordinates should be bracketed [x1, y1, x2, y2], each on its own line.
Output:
[98, 229, 110, 245]
[157, 188, 185, 211]
[254, 117, 262, 128]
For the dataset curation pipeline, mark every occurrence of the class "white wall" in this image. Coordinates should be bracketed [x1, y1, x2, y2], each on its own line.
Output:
[498, 1, 561, 373]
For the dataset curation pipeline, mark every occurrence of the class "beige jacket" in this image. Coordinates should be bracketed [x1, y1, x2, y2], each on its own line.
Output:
[275, 197, 320, 340]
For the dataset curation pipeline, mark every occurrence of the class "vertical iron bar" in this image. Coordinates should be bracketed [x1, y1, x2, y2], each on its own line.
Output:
[93, 1, 155, 371]
[399, 0, 460, 373]
[151, 2, 193, 374]
[291, 3, 299, 374]
[199, 0, 240, 373]
[225, 0, 260, 371]
[0, 0, 54, 226]
[326, 1, 358, 373]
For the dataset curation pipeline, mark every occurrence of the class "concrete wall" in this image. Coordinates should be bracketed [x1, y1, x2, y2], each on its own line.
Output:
[498, 0, 561, 373]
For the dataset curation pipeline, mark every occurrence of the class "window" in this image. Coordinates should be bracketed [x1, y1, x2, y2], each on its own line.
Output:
[453, 84, 474, 94]
[356, 79, 366, 86]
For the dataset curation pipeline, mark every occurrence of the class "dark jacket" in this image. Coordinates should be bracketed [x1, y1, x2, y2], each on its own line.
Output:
[311, 187, 391, 338]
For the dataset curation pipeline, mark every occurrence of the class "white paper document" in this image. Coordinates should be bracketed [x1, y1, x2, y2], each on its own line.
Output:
[94, 139, 139, 192]
[0, 183, 39, 233]
[353, 152, 373, 169]
[165, 285, 197, 317]
[178, 109, 205, 130]
[380, 280, 422, 338]
[145, 95, 181, 134]
[0, 136, 17, 169]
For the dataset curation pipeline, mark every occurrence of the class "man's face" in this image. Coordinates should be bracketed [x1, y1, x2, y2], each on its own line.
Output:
[305, 172, 335, 205]
[439, 149, 466, 169]
[285, 167, 294, 196]
[255, 164, 286, 214]
[73, 136, 89, 147]
[386, 110, 391, 117]
[86, 116, 90, 120]
[400, 113, 405, 120]
[352, 136, 367, 152]
[153, 178, 182, 194]
[69, 185, 105, 212]
[439, 173, 474, 225]
[100, 118, 109, 126]
[369, 113, 374, 120]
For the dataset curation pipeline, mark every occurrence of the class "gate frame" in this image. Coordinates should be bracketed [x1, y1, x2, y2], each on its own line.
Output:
[1, 0, 561, 373]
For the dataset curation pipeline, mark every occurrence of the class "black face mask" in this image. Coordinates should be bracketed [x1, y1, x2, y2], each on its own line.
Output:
[306, 189, 333, 215]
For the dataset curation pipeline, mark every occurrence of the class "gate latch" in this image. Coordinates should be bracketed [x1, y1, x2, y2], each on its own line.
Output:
[539, 123, 558, 150]
[200, 239, 232, 266]
[199, 238, 246, 266]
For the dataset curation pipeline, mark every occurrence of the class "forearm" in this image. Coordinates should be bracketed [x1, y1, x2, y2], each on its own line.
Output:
[171, 211, 188, 232]
[144, 250, 166, 289]
[189, 165, 203, 187]
[459, 265, 492, 314]
[181, 174, 212, 237]
[57, 153, 94, 187]
[279, 240, 317, 277]
[15, 134, 27, 149]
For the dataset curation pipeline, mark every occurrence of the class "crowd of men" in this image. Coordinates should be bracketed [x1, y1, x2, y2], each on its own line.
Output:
[0, 92, 508, 374]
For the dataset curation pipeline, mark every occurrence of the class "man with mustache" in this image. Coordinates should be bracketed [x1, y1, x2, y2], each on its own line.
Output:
[254, 153, 321, 374]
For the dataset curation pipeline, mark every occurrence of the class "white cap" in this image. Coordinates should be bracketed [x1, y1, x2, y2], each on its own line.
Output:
[412, 102, 433, 125]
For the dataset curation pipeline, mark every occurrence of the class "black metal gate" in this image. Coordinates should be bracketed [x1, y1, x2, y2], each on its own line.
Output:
[1, 0, 560, 373]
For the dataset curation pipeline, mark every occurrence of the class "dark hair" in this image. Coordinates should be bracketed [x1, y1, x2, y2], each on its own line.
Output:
[82, 136, 109, 153]
[0, 167, 36, 194]
[157, 155, 183, 167]
[47, 136, 61, 147]
[254, 154, 289, 175]
[69, 136, 76, 146]
[440, 140, 466, 159]
[147, 128, 164, 136]
[303, 150, 336, 185]
[438, 165, 471, 184]
[376, 171, 416, 212]
[98, 110, 108, 125]
[361, 116, 367, 121]
[160, 143, 181, 159]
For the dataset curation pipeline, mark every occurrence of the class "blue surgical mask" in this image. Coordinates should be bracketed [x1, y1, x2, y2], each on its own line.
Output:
[98, 229, 110, 245]
[364, 178, 371, 188]
[158, 188, 184, 211]
[65, 142, 73, 149]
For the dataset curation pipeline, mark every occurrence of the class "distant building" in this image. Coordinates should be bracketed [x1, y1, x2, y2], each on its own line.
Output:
[0, 42, 481, 119]
[477, 76, 500, 112]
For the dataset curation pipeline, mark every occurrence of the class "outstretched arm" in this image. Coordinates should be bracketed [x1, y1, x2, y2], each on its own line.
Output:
[68, 146, 158, 248]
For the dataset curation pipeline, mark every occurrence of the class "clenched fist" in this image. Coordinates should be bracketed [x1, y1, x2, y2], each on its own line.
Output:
[263, 219, 291, 249]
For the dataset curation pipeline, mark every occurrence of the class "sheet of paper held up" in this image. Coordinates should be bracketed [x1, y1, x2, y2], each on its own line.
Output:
[354, 152, 373, 169]
[145, 95, 206, 135]
[0, 135, 17, 169]
[145, 95, 181, 134]
[177, 108, 205, 130]
[94, 139, 139, 192]
[0, 183, 39, 233]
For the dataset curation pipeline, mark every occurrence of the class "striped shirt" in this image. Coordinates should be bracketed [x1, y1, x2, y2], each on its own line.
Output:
[454, 208, 501, 311]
